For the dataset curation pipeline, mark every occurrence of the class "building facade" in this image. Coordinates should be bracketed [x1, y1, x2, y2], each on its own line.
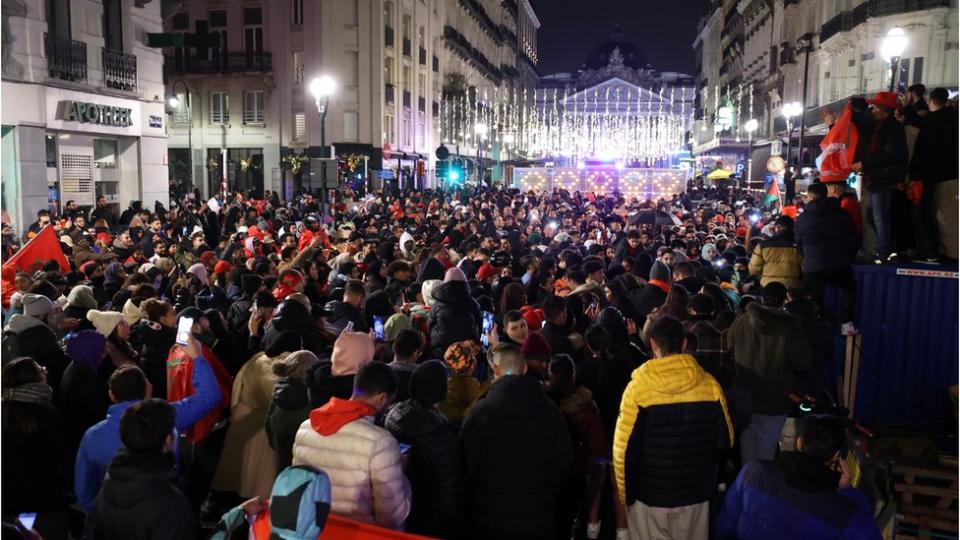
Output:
[163, 0, 538, 196]
[2, 0, 169, 235]
[692, 0, 959, 181]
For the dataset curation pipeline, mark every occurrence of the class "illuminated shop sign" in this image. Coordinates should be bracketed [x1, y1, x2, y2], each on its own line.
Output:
[58, 100, 133, 127]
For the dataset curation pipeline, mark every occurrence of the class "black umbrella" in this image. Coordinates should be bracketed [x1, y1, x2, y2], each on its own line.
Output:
[630, 210, 681, 227]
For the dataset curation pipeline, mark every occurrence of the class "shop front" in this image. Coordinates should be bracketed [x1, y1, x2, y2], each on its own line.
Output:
[1, 83, 168, 234]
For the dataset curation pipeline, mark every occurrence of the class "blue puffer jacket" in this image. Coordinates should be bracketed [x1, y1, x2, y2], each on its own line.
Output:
[714, 454, 881, 540]
[74, 355, 221, 511]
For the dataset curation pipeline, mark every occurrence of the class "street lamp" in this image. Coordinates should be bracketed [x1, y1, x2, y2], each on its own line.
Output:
[744, 118, 759, 189]
[881, 27, 908, 92]
[309, 75, 337, 210]
[782, 102, 802, 204]
[474, 122, 488, 186]
[795, 37, 813, 198]
[168, 79, 193, 189]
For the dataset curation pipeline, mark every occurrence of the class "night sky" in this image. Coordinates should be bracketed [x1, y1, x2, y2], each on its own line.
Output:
[532, 0, 712, 75]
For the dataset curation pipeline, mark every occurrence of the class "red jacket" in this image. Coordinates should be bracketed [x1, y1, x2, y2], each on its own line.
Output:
[166, 344, 232, 443]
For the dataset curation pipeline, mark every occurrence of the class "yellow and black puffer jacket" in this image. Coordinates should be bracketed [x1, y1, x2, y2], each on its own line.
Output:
[613, 353, 734, 508]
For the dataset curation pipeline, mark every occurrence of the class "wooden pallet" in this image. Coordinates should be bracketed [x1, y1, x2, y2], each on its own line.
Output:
[893, 465, 958, 540]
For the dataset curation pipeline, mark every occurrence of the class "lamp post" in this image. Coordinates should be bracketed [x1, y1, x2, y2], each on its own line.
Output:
[881, 27, 908, 92]
[168, 79, 192, 189]
[796, 37, 812, 184]
[309, 75, 336, 215]
[474, 121, 488, 187]
[781, 102, 802, 203]
[744, 118, 758, 190]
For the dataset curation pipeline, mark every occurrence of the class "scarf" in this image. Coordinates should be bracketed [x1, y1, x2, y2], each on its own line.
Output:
[1, 382, 54, 408]
[648, 279, 671, 294]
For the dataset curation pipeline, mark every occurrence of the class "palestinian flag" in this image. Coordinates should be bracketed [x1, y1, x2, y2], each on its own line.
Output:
[765, 177, 782, 208]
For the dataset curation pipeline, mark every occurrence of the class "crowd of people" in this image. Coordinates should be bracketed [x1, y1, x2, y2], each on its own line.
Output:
[3, 86, 953, 540]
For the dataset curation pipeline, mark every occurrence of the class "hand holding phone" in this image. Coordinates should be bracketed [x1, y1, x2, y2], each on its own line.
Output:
[480, 311, 495, 347]
[176, 317, 194, 346]
[373, 315, 385, 342]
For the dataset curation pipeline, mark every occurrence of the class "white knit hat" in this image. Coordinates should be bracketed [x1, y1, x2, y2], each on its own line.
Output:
[86, 309, 125, 337]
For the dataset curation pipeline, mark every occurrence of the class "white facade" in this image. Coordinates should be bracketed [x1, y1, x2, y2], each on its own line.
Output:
[2, 0, 169, 234]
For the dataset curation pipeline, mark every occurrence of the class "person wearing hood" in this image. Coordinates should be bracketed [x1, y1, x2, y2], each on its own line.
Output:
[293, 362, 411, 530]
[263, 294, 327, 359]
[226, 274, 264, 333]
[101, 261, 127, 307]
[75, 340, 221, 512]
[60, 329, 113, 456]
[266, 350, 320, 475]
[714, 415, 881, 540]
[428, 267, 482, 359]
[727, 282, 811, 465]
[3, 293, 70, 398]
[614, 315, 733, 540]
[416, 256, 446, 282]
[2, 358, 74, 539]
[211, 332, 303, 499]
[460, 343, 573, 539]
[629, 261, 672, 322]
[546, 354, 611, 540]
[64, 284, 98, 332]
[307, 329, 374, 408]
[384, 360, 466, 537]
[322, 279, 369, 335]
[84, 399, 196, 540]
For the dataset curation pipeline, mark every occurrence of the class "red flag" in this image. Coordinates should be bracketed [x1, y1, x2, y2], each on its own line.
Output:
[818, 104, 860, 183]
[765, 177, 782, 208]
[2, 225, 70, 273]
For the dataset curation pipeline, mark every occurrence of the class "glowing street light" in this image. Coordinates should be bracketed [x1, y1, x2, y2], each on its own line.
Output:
[881, 27, 908, 91]
[744, 119, 759, 189]
[782, 103, 803, 182]
[309, 74, 337, 213]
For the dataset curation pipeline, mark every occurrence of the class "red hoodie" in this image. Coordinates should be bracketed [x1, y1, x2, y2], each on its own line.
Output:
[309, 398, 378, 436]
[166, 344, 233, 443]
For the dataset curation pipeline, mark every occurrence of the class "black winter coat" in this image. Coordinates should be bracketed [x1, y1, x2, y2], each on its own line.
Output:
[265, 377, 311, 475]
[910, 107, 959, 184]
[2, 400, 73, 514]
[460, 375, 573, 540]
[862, 116, 908, 189]
[322, 300, 369, 335]
[384, 399, 466, 538]
[60, 361, 112, 454]
[85, 451, 195, 540]
[263, 300, 328, 358]
[307, 362, 356, 409]
[3, 315, 70, 398]
[628, 284, 667, 322]
[428, 281, 481, 358]
[794, 197, 860, 273]
[538, 322, 577, 359]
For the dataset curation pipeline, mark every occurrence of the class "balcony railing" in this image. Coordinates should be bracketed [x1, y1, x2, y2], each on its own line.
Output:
[403, 90, 411, 108]
[870, 0, 950, 16]
[164, 52, 272, 75]
[385, 26, 395, 47]
[45, 33, 87, 83]
[402, 38, 412, 57]
[419, 47, 427, 65]
[820, 0, 950, 45]
[102, 47, 137, 91]
[418, 96, 425, 112]
[385, 83, 395, 104]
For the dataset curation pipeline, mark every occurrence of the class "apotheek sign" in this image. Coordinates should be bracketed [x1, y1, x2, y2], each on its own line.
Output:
[58, 100, 133, 127]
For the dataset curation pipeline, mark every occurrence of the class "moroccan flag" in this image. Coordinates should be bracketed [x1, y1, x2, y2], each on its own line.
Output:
[765, 177, 782, 207]
[2, 225, 70, 273]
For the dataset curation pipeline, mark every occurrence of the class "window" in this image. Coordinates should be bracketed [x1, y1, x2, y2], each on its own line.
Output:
[385, 57, 395, 83]
[401, 111, 411, 147]
[416, 117, 425, 148]
[173, 91, 189, 126]
[345, 51, 359, 86]
[293, 112, 306, 141]
[208, 10, 227, 62]
[418, 73, 426, 96]
[384, 1, 394, 23]
[102, 0, 123, 50]
[292, 51, 304, 84]
[93, 139, 117, 168]
[45, 0, 71, 39]
[385, 114, 395, 144]
[344, 112, 359, 142]
[243, 91, 265, 125]
[402, 66, 411, 90]
[244, 7, 264, 55]
[912, 57, 924, 85]
[172, 12, 189, 30]
[292, 0, 303, 25]
[210, 92, 230, 124]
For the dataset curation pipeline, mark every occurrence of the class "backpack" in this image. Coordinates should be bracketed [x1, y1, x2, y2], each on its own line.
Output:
[2, 330, 21, 365]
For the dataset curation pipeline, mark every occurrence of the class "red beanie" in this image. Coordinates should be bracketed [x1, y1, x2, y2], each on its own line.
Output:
[521, 306, 545, 331]
[521, 332, 552, 359]
[273, 269, 304, 301]
[476, 263, 497, 282]
[200, 251, 217, 266]
[213, 260, 232, 275]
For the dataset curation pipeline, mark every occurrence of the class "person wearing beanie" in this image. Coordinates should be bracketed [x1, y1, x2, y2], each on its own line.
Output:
[265, 350, 320, 474]
[86, 309, 125, 339]
[436, 340, 485, 427]
[187, 262, 209, 286]
[121, 298, 144, 327]
[200, 250, 218, 270]
[3, 293, 71, 400]
[226, 273, 264, 335]
[20, 293, 56, 319]
[213, 260, 232, 279]
[428, 266, 482, 359]
[383, 359, 465, 537]
[305, 329, 375, 409]
[520, 332, 552, 380]
[273, 269, 304, 302]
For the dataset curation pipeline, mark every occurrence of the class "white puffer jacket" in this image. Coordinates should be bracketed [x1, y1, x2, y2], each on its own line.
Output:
[292, 416, 411, 530]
